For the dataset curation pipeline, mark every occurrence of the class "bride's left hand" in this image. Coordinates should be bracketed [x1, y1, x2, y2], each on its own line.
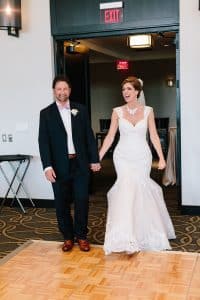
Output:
[158, 158, 166, 170]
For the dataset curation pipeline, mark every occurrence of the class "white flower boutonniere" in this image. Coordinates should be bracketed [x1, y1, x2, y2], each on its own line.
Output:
[71, 109, 79, 116]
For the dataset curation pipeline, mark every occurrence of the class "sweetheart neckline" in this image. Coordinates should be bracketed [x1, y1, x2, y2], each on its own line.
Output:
[120, 117, 145, 127]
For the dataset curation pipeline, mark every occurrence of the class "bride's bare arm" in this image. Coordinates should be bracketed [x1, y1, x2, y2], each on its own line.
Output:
[148, 109, 166, 170]
[99, 110, 119, 161]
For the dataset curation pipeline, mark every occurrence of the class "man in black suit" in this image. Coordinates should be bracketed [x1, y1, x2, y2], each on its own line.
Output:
[38, 75, 101, 252]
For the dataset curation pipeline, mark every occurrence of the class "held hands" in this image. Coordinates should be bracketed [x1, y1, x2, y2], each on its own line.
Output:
[45, 168, 56, 182]
[90, 163, 101, 172]
[158, 158, 166, 170]
[45, 164, 101, 181]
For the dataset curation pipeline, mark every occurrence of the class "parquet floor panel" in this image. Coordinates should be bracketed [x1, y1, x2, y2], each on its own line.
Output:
[0, 240, 199, 300]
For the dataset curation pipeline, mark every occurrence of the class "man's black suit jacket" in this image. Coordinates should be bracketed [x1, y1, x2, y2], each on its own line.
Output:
[38, 101, 99, 181]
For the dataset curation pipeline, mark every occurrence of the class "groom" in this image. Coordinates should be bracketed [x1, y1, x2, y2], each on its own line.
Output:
[38, 75, 101, 252]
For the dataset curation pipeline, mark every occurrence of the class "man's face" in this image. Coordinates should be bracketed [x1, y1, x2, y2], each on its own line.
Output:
[54, 81, 71, 103]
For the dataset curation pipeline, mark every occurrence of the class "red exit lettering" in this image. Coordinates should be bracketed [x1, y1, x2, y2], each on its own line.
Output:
[104, 9, 121, 24]
[116, 60, 129, 70]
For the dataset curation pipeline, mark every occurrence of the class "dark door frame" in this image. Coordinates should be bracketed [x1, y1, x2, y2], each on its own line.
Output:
[53, 25, 181, 206]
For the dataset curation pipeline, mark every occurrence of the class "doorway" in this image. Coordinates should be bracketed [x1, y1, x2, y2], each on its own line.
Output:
[54, 30, 180, 205]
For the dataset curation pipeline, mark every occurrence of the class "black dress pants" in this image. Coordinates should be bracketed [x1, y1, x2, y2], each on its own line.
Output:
[52, 158, 89, 240]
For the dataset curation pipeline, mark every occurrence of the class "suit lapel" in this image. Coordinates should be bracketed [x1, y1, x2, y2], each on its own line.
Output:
[50, 102, 66, 133]
[70, 101, 78, 138]
[50, 101, 79, 138]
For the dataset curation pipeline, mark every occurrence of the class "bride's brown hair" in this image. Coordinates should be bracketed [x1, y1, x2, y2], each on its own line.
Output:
[121, 76, 143, 98]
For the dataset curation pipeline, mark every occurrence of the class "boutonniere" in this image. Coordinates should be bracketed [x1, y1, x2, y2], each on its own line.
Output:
[71, 108, 79, 116]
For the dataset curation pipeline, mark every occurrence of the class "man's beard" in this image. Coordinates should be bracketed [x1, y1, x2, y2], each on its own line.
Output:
[57, 95, 68, 102]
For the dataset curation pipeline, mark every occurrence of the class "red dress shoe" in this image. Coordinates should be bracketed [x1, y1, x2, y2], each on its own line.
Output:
[77, 239, 90, 252]
[62, 240, 74, 252]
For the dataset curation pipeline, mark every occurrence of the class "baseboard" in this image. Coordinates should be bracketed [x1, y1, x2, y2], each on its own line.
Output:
[0, 198, 55, 208]
[181, 205, 200, 215]
[1, 198, 200, 215]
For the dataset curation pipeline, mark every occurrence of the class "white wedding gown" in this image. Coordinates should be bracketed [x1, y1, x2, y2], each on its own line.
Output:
[104, 106, 176, 255]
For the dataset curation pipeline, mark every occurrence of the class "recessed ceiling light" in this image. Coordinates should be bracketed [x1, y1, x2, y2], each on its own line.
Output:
[128, 34, 152, 49]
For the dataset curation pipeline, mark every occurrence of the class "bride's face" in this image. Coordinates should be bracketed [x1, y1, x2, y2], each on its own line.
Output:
[122, 83, 138, 103]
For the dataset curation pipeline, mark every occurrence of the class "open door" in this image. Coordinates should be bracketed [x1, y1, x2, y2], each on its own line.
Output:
[54, 40, 91, 115]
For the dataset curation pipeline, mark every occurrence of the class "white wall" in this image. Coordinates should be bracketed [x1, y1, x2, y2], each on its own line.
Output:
[180, 0, 200, 206]
[0, 0, 54, 199]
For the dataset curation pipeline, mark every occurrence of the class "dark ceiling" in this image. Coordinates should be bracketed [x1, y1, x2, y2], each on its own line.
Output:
[76, 32, 176, 63]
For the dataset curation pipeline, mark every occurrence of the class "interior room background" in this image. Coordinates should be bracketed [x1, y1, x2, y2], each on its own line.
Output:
[0, 0, 199, 210]
[90, 59, 176, 133]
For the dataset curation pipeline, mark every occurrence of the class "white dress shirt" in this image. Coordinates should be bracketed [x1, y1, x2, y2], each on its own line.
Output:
[56, 101, 76, 154]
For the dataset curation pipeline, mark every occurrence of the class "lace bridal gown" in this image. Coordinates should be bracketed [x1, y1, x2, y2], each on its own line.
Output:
[103, 106, 176, 255]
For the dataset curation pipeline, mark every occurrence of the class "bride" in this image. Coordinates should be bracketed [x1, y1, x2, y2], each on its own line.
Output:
[99, 76, 176, 255]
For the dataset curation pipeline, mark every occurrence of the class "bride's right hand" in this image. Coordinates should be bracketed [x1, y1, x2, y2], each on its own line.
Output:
[158, 158, 166, 170]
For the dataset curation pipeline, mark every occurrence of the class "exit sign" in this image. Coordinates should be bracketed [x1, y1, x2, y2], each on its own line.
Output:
[116, 60, 129, 70]
[100, 2, 123, 24]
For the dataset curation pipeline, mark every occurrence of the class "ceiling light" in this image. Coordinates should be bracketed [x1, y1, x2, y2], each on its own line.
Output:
[64, 40, 89, 54]
[128, 34, 152, 49]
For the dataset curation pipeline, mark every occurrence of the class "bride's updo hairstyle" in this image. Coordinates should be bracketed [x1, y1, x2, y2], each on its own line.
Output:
[121, 76, 143, 98]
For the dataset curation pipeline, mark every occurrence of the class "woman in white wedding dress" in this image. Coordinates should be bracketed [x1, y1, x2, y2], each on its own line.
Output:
[99, 76, 176, 255]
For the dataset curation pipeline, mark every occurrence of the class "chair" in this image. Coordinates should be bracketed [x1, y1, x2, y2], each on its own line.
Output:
[151, 117, 169, 158]
[155, 117, 169, 129]
[97, 118, 118, 156]
[99, 119, 111, 132]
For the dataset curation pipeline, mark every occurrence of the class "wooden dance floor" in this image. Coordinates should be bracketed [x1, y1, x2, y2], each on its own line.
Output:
[0, 240, 199, 300]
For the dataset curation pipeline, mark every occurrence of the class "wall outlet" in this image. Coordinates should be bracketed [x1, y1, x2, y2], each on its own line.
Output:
[2, 134, 7, 142]
[8, 134, 13, 142]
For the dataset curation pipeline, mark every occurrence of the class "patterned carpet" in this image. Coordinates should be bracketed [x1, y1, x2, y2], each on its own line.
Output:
[0, 159, 200, 259]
